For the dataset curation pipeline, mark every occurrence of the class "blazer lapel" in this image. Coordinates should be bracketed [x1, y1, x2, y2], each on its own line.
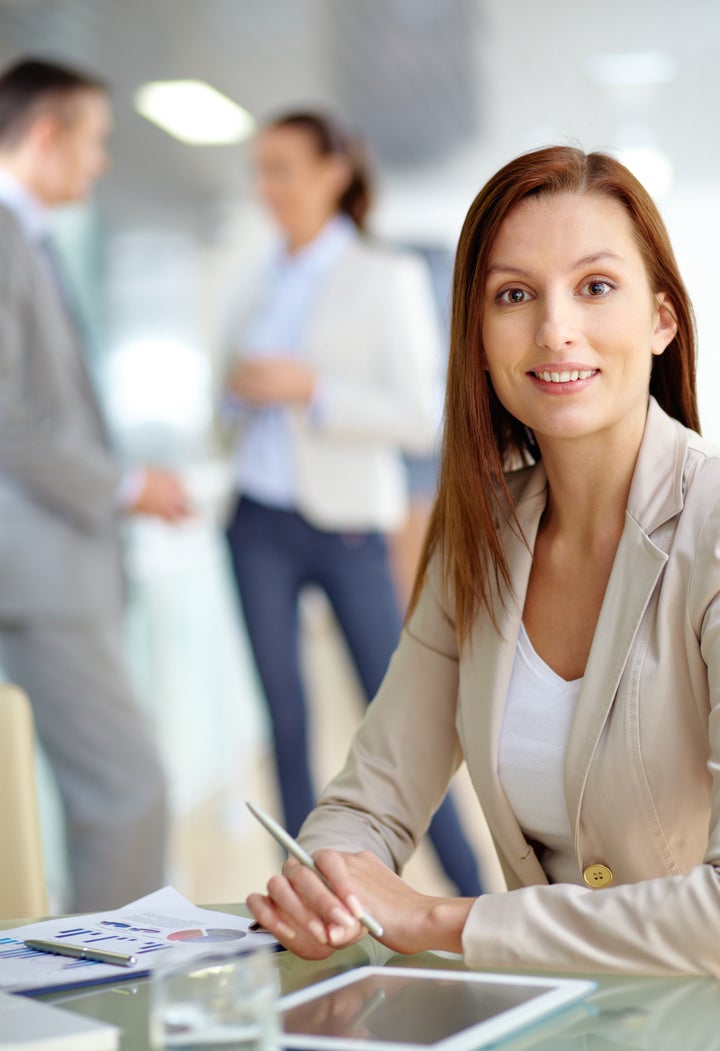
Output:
[564, 398, 687, 845]
[563, 517, 668, 842]
[0, 205, 112, 449]
[36, 240, 112, 448]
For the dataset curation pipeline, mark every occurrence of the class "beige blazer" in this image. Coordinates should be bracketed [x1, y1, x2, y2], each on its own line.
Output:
[299, 398, 720, 976]
[230, 235, 442, 532]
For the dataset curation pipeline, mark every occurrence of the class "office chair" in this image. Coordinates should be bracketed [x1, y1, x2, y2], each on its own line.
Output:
[0, 684, 48, 919]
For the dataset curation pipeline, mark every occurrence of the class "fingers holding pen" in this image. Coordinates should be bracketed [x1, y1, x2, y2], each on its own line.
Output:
[247, 860, 364, 958]
[284, 856, 364, 947]
[307, 849, 377, 934]
[244, 802, 380, 951]
[246, 885, 334, 960]
[248, 850, 381, 958]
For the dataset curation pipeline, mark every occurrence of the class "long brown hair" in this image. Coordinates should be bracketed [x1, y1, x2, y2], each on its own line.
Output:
[266, 111, 372, 231]
[409, 145, 699, 644]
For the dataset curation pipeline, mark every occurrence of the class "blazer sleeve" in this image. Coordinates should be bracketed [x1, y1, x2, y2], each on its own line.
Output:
[307, 251, 443, 455]
[0, 249, 123, 530]
[298, 557, 463, 869]
[463, 492, 720, 979]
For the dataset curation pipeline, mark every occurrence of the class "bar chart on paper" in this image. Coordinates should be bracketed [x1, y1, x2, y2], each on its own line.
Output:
[0, 886, 278, 994]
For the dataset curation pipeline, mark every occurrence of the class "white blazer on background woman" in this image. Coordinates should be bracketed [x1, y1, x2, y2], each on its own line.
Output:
[229, 232, 443, 532]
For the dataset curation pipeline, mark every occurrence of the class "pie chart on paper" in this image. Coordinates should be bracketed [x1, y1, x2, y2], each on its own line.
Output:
[167, 928, 247, 943]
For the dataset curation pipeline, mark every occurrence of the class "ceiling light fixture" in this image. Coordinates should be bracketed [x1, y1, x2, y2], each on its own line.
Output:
[134, 79, 255, 146]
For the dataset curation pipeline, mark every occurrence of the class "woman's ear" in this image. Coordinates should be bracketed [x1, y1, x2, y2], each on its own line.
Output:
[651, 292, 678, 357]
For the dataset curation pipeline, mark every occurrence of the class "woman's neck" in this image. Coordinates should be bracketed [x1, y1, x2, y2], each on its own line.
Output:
[536, 418, 645, 548]
[284, 212, 338, 254]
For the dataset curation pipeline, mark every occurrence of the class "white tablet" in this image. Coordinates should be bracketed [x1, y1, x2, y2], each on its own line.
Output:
[278, 966, 596, 1051]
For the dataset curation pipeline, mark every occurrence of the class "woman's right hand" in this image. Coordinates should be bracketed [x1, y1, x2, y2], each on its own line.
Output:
[246, 851, 367, 960]
[246, 848, 473, 960]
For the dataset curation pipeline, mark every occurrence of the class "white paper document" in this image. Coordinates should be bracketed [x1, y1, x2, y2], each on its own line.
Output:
[0, 885, 278, 994]
[0, 990, 119, 1050]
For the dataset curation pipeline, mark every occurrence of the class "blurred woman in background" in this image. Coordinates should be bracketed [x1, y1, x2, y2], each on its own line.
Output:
[223, 111, 483, 898]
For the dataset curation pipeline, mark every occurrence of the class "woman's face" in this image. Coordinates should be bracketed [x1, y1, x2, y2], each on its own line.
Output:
[253, 126, 348, 236]
[481, 191, 677, 453]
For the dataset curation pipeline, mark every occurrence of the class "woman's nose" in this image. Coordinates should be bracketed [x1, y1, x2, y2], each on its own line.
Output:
[534, 294, 577, 352]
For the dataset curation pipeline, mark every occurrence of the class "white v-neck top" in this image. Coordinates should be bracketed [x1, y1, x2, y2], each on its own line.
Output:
[497, 623, 584, 885]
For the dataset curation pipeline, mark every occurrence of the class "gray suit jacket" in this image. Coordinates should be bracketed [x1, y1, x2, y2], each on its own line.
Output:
[0, 204, 124, 621]
[299, 399, 720, 977]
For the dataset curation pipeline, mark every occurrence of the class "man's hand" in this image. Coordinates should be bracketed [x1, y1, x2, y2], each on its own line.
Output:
[129, 468, 191, 522]
[228, 358, 316, 407]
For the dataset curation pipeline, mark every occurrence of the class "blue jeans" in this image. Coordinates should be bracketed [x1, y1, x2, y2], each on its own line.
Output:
[226, 496, 483, 897]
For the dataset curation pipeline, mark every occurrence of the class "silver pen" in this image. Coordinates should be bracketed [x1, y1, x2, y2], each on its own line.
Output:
[24, 938, 138, 967]
[246, 799, 384, 939]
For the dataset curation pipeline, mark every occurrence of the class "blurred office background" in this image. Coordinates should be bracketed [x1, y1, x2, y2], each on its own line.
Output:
[0, 0, 718, 908]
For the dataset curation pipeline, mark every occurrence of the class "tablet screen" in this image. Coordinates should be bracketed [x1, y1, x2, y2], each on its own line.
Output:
[279, 966, 596, 1051]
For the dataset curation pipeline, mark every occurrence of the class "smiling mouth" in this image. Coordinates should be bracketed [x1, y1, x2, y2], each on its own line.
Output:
[531, 369, 598, 383]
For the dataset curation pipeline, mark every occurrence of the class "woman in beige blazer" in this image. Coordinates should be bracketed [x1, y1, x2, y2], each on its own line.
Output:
[248, 145, 720, 978]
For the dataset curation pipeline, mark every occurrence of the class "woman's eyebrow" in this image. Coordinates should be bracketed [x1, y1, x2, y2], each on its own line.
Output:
[571, 250, 624, 270]
[485, 263, 533, 279]
[486, 250, 624, 279]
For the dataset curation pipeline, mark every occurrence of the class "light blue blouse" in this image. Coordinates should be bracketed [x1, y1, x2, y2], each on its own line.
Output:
[233, 215, 355, 509]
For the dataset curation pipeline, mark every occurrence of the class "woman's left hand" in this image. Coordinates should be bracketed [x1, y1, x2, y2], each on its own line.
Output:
[230, 358, 316, 406]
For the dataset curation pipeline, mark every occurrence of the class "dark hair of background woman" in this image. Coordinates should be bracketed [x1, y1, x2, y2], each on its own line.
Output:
[408, 145, 700, 645]
[266, 111, 372, 231]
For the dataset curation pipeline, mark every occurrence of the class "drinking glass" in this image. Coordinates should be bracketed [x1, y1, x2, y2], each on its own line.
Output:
[149, 946, 281, 1049]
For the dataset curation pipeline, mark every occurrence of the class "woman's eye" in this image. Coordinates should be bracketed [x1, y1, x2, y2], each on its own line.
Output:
[498, 287, 529, 304]
[583, 279, 613, 297]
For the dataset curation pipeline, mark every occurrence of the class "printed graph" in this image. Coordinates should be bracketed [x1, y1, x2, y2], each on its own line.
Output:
[167, 928, 247, 943]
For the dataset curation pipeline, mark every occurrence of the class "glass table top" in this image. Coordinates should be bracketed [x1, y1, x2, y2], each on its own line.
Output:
[7, 903, 720, 1050]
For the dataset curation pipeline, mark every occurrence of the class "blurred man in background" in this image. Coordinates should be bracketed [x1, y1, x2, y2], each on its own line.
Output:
[0, 57, 190, 909]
